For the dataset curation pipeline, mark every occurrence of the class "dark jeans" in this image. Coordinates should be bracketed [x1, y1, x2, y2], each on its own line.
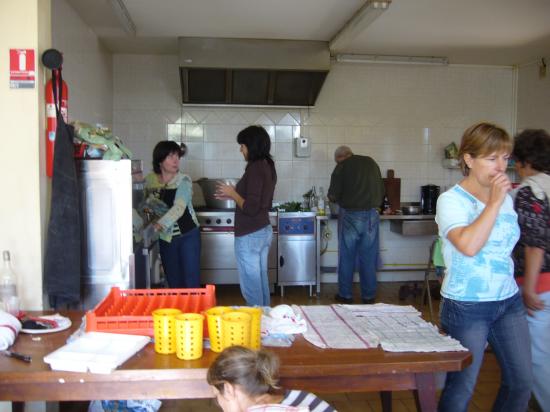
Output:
[438, 293, 533, 412]
[337, 208, 379, 300]
[159, 227, 201, 288]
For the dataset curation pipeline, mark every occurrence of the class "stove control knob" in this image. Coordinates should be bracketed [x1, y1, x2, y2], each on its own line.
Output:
[226, 218, 232, 224]
[216, 219, 222, 224]
[205, 218, 212, 224]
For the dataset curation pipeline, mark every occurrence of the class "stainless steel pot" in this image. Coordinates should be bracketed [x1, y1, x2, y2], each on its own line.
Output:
[401, 205, 421, 215]
[196, 178, 240, 209]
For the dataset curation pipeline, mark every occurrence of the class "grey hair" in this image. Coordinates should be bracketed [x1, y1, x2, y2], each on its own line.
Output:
[334, 145, 353, 161]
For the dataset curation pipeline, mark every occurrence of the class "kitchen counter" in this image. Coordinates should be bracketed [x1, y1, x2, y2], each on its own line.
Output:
[317, 213, 437, 237]
[316, 214, 435, 220]
[315, 213, 438, 291]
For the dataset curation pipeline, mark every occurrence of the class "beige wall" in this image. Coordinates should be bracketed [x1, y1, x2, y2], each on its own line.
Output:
[52, 0, 113, 127]
[0, 0, 51, 310]
[517, 58, 550, 131]
[0, 0, 114, 314]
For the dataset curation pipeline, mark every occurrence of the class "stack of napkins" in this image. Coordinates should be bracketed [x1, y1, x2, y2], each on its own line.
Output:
[44, 332, 150, 374]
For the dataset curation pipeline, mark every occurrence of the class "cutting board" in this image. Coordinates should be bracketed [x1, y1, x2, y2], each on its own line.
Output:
[383, 169, 401, 212]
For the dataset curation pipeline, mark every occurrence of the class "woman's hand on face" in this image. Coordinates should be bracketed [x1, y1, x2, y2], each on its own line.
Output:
[215, 183, 236, 200]
[487, 172, 511, 207]
[522, 289, 545, 316]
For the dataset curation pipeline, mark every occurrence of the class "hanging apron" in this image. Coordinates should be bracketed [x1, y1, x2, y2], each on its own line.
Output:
[43, 69, 81, 308]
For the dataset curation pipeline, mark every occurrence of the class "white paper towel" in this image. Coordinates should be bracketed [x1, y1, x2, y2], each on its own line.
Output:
[0, 310, 22, 350]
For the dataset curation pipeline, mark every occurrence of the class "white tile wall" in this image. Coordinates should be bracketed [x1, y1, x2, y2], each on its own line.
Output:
[517, 58, 550, 131]
[113, 56, 515, 203]
[52, 0, 113, 127]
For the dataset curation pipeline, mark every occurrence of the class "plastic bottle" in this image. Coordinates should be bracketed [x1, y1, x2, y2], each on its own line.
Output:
[317, 187, 326, 215]
[0, 250, 19, 316]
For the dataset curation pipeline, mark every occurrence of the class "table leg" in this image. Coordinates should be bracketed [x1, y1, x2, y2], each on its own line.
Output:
[413, 372, 437, 412]
[380, 391, 392, 412]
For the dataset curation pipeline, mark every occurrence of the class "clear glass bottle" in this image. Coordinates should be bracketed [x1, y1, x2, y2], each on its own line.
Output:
[317, 187, 326, 215]
[309, 186, 318, 213]
[324, 192, 331, 217]
[382, 195, 391, 214]
[0, 250, 18, 315]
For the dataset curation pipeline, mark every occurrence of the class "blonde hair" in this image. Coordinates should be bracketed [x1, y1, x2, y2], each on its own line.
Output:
[458, 122, 512, 176]
[207, 346, 280, 397]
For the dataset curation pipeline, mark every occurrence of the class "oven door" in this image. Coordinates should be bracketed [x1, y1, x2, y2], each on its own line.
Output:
[201, 232, 237, 270]
[200, 231, 277, 289]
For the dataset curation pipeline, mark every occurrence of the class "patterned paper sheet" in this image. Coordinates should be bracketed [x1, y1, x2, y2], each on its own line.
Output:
[293, 305, 379, 349]
[295, 303, 467, 352]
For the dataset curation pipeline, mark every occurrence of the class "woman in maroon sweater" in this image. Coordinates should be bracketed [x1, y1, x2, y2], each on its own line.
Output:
[216, 126, 277, 306]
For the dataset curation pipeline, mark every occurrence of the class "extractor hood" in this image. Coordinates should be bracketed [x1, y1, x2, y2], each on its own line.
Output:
[178, 37, 330, 107]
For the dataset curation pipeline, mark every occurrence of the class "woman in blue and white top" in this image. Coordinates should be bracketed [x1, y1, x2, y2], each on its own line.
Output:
[435, 122, 533, 412]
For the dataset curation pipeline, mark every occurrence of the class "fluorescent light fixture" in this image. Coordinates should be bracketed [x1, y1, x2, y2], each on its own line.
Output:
[108, 0, 136, 36]
[330, 0, 391, 52]
[335, 54, 449, 66]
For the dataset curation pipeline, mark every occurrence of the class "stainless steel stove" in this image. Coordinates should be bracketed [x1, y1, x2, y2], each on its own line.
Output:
[196, 209, 235, 231]
[196, 208, 278, 289]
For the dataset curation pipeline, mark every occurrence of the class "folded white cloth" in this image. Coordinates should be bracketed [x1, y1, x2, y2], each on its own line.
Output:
[0, 310, 22, 350]
[261, 305, 307, 336]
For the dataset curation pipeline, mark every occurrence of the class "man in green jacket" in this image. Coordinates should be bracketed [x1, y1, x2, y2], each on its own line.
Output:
[328, 146, 385, 304]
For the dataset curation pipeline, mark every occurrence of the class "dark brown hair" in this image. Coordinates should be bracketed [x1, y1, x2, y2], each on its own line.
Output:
[512, 129, 550, 173]
[152, 141, 187, 174]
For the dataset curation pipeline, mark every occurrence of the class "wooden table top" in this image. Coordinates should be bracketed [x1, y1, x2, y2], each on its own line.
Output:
[0, 311, 471, 402]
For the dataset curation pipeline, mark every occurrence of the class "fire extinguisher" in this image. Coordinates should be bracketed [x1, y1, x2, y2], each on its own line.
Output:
[45, 69, 68, 177]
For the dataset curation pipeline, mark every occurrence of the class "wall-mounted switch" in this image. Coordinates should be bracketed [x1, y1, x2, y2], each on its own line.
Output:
[294, 136, 311, 158]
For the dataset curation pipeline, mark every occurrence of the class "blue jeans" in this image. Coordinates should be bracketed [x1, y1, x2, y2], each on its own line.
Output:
[337, 208, 379, 300]
[438, 293, 533, 412]
[526, 290, 550, 411]
[159, 227, 201, 288]
[234, 225, 273, 306]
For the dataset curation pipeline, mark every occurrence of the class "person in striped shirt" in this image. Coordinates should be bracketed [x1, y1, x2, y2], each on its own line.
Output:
[207, 346, 335, 412]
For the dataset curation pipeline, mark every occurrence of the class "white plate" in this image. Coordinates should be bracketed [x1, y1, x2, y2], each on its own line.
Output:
[21, 314, 72, 334]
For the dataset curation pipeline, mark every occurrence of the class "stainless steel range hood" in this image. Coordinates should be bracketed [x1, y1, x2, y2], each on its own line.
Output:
[178, 38, 330, 107]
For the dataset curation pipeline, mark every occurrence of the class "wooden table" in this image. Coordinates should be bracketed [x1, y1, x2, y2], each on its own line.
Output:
[0, 312, 471, 412]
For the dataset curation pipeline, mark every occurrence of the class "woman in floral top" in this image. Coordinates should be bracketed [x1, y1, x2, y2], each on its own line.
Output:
[512, 129, 550, 411]
[144, 141, 200, 288]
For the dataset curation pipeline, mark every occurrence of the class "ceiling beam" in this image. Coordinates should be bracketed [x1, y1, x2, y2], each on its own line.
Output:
[329, 0, 391, 53]
[108, 0, 136, 36]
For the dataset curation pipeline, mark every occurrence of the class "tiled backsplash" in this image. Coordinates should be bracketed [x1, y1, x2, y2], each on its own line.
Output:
[113, 54, 516, 204]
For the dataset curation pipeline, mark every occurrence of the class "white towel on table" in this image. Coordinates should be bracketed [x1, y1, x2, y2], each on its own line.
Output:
[0, 310, 22, 350]
[261, 305, 307, 336]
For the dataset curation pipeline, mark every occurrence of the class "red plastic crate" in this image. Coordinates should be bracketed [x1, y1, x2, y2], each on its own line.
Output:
[85, 285, 216, 337]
